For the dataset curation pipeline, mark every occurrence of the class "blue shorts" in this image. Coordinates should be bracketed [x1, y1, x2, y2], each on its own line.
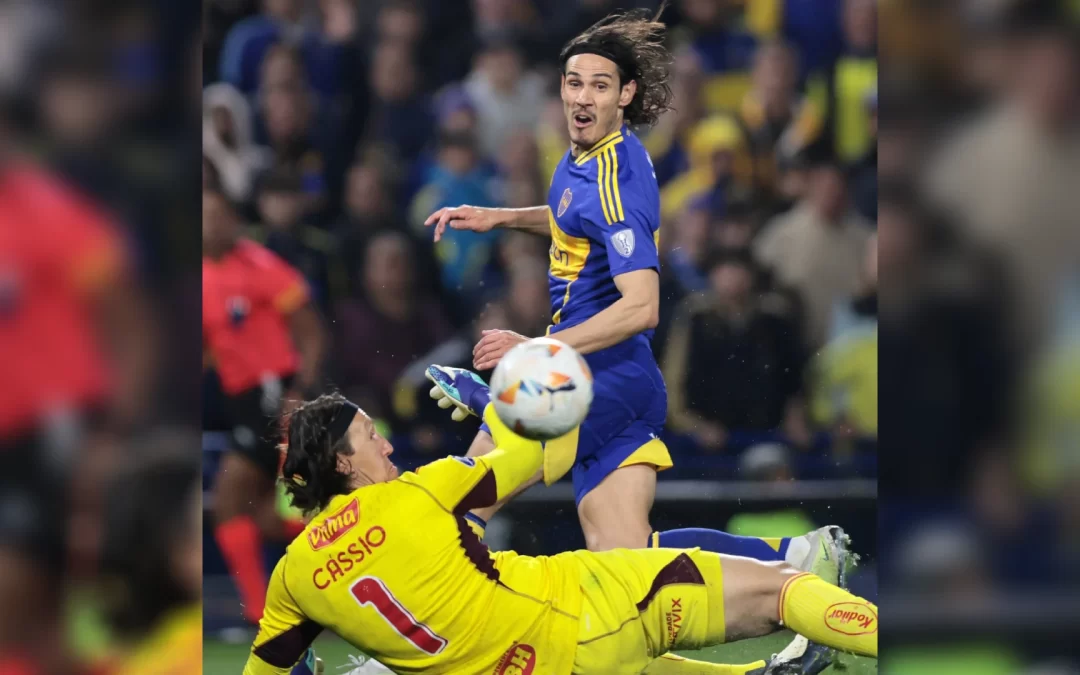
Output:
[482, 344, 672, 504]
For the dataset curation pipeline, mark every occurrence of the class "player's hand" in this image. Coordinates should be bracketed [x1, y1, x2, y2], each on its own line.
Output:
[473, 329, 528, 370]
[424, 205, 503, 242]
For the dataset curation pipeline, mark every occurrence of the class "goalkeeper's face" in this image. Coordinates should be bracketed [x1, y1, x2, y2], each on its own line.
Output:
[340, 411, 399, 486]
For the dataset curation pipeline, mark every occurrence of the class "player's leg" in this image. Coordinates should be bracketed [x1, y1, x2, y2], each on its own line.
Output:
[213, 452, 276, 623]
[577, 462, 657, 550]
[679, 550, 878, 658]
[211, 381, 303, 624]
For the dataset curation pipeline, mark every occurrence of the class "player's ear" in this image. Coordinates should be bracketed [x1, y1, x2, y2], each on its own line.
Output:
[619, 79, 637, 108]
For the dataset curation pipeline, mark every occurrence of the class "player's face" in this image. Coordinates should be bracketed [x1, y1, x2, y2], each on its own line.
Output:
[562, 54, 636, 153]
[339, 410, 398, 485]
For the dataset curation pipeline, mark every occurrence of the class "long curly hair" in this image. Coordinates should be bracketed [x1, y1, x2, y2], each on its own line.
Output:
[558, 0, 674, 127]
[280, 393, 356, 513]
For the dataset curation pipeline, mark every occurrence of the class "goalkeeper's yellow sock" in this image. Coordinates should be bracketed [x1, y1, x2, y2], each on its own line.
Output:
[643, 654, 766, 674]
[779, 573, 878, 657]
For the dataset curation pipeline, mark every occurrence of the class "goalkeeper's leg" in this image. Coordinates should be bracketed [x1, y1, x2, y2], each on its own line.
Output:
[671, 551, 878, 658]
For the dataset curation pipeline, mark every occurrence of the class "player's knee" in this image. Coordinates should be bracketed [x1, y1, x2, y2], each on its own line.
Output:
[750, 561, 798, 628]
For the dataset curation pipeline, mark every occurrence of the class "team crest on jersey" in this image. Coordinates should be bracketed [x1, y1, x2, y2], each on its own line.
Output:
[611, 228, 635, 258]
[557, 188, 573, 217]
[452, 456, 476, 467]
[308, 498, 360, 550]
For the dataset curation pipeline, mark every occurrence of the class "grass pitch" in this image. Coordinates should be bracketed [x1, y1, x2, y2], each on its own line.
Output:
[204, 631, 877, 674]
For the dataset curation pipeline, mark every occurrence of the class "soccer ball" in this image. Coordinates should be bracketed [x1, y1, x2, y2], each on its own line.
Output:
[491, 337, 593, 440]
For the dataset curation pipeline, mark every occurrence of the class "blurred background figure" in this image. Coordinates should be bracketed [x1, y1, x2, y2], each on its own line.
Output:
[98, 436, 202, 675]
[203, 0, 878, 668]
[879, 0, 1080, 670]
[0, 1, 199, 673]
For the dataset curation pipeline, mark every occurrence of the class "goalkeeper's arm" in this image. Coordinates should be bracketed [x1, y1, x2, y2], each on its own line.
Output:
[476, 403, 544, 500]
[243, 558, 322, 675]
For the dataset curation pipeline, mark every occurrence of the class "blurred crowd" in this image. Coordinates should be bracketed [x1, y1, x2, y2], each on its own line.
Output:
[202, 0, 880, 479]
[876, 0, 1080, 670]
[1, 1, 200, 673]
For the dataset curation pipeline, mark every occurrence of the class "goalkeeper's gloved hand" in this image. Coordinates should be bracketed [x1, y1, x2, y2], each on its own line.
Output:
[425, 365, 491, 421]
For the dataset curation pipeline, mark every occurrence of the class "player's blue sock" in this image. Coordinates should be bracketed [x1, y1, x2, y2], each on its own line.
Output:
[654, 529, 790, 561]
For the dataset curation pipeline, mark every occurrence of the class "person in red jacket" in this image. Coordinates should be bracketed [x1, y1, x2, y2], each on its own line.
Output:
[0, 160, 156, 674]
[202, 184, 327, 624]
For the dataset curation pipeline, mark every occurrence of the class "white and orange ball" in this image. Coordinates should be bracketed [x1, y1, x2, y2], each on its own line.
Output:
[490, 337, 594, 440]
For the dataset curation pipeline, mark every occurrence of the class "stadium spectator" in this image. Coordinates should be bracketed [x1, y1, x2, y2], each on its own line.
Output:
[464, 38, 547, 160]
[848, 88, 877, 222]
[643, 46, 705, 187]
[660, 113, 750, 221]
[809, 235, 878, 451]
[335, 231, 454, 424]
[408, 131, 501, 304]
[754, 153, 872, 349]
[923, 8, 1080, 350]
[257, 44, 331, 208]
[664, 195, 714, 294]
[218, 0, 342, 98]
[255, 166, 337, 310]
[504, 258, 552, 339]
[807, 0, 877, 163]
[712, 197, 757, 251]
[736, 40, 822, 201]
[365, 40, 435, 165]
[673, 0, 760, 113]
[471, 0, 545, 60]
[203, 82, 273, 206]
[663, 249, 809, 453]
[495, 128, 544, 208]
[335, 155, 404, 292]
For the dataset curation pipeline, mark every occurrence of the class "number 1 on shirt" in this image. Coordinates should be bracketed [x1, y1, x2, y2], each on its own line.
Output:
[349, 577, 448, 655]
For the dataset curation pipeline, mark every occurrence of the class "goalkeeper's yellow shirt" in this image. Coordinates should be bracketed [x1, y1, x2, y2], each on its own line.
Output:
[243, 429, 581, 674]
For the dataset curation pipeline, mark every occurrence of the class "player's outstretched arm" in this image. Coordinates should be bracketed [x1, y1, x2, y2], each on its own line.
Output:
[424, 204, 551, 242]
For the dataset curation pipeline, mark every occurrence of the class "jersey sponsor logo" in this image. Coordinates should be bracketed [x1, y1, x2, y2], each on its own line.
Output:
[308, 498, 360, 551]
[493, 643, 536, 675]
[611, 228, 635, 258]
[824, 602, 877, 635]
[557, 188, 573, 217]
[312, 525, 387, 589]
[665, 598, 684, 644]
[452, 456, 476, 467]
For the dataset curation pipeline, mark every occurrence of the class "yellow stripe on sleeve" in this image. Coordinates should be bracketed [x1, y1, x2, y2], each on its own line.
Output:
[607, 146, 624, 222]
[596, 151, 615, 225]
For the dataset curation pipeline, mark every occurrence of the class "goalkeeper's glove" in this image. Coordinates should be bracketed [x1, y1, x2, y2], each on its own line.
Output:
[425, 365, 491, 421]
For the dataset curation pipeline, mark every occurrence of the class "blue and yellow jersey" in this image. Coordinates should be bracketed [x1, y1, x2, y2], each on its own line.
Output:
[546, 125, 661, 365]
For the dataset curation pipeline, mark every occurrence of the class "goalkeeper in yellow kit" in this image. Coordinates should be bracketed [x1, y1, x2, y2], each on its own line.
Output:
[244, 388, 877, 675]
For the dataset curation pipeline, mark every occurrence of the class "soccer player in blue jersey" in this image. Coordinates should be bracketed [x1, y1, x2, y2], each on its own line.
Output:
[425, 2, 844, 594]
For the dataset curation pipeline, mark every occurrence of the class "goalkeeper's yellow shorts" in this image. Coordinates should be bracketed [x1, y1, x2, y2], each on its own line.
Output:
[570, 547, 728, 673]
